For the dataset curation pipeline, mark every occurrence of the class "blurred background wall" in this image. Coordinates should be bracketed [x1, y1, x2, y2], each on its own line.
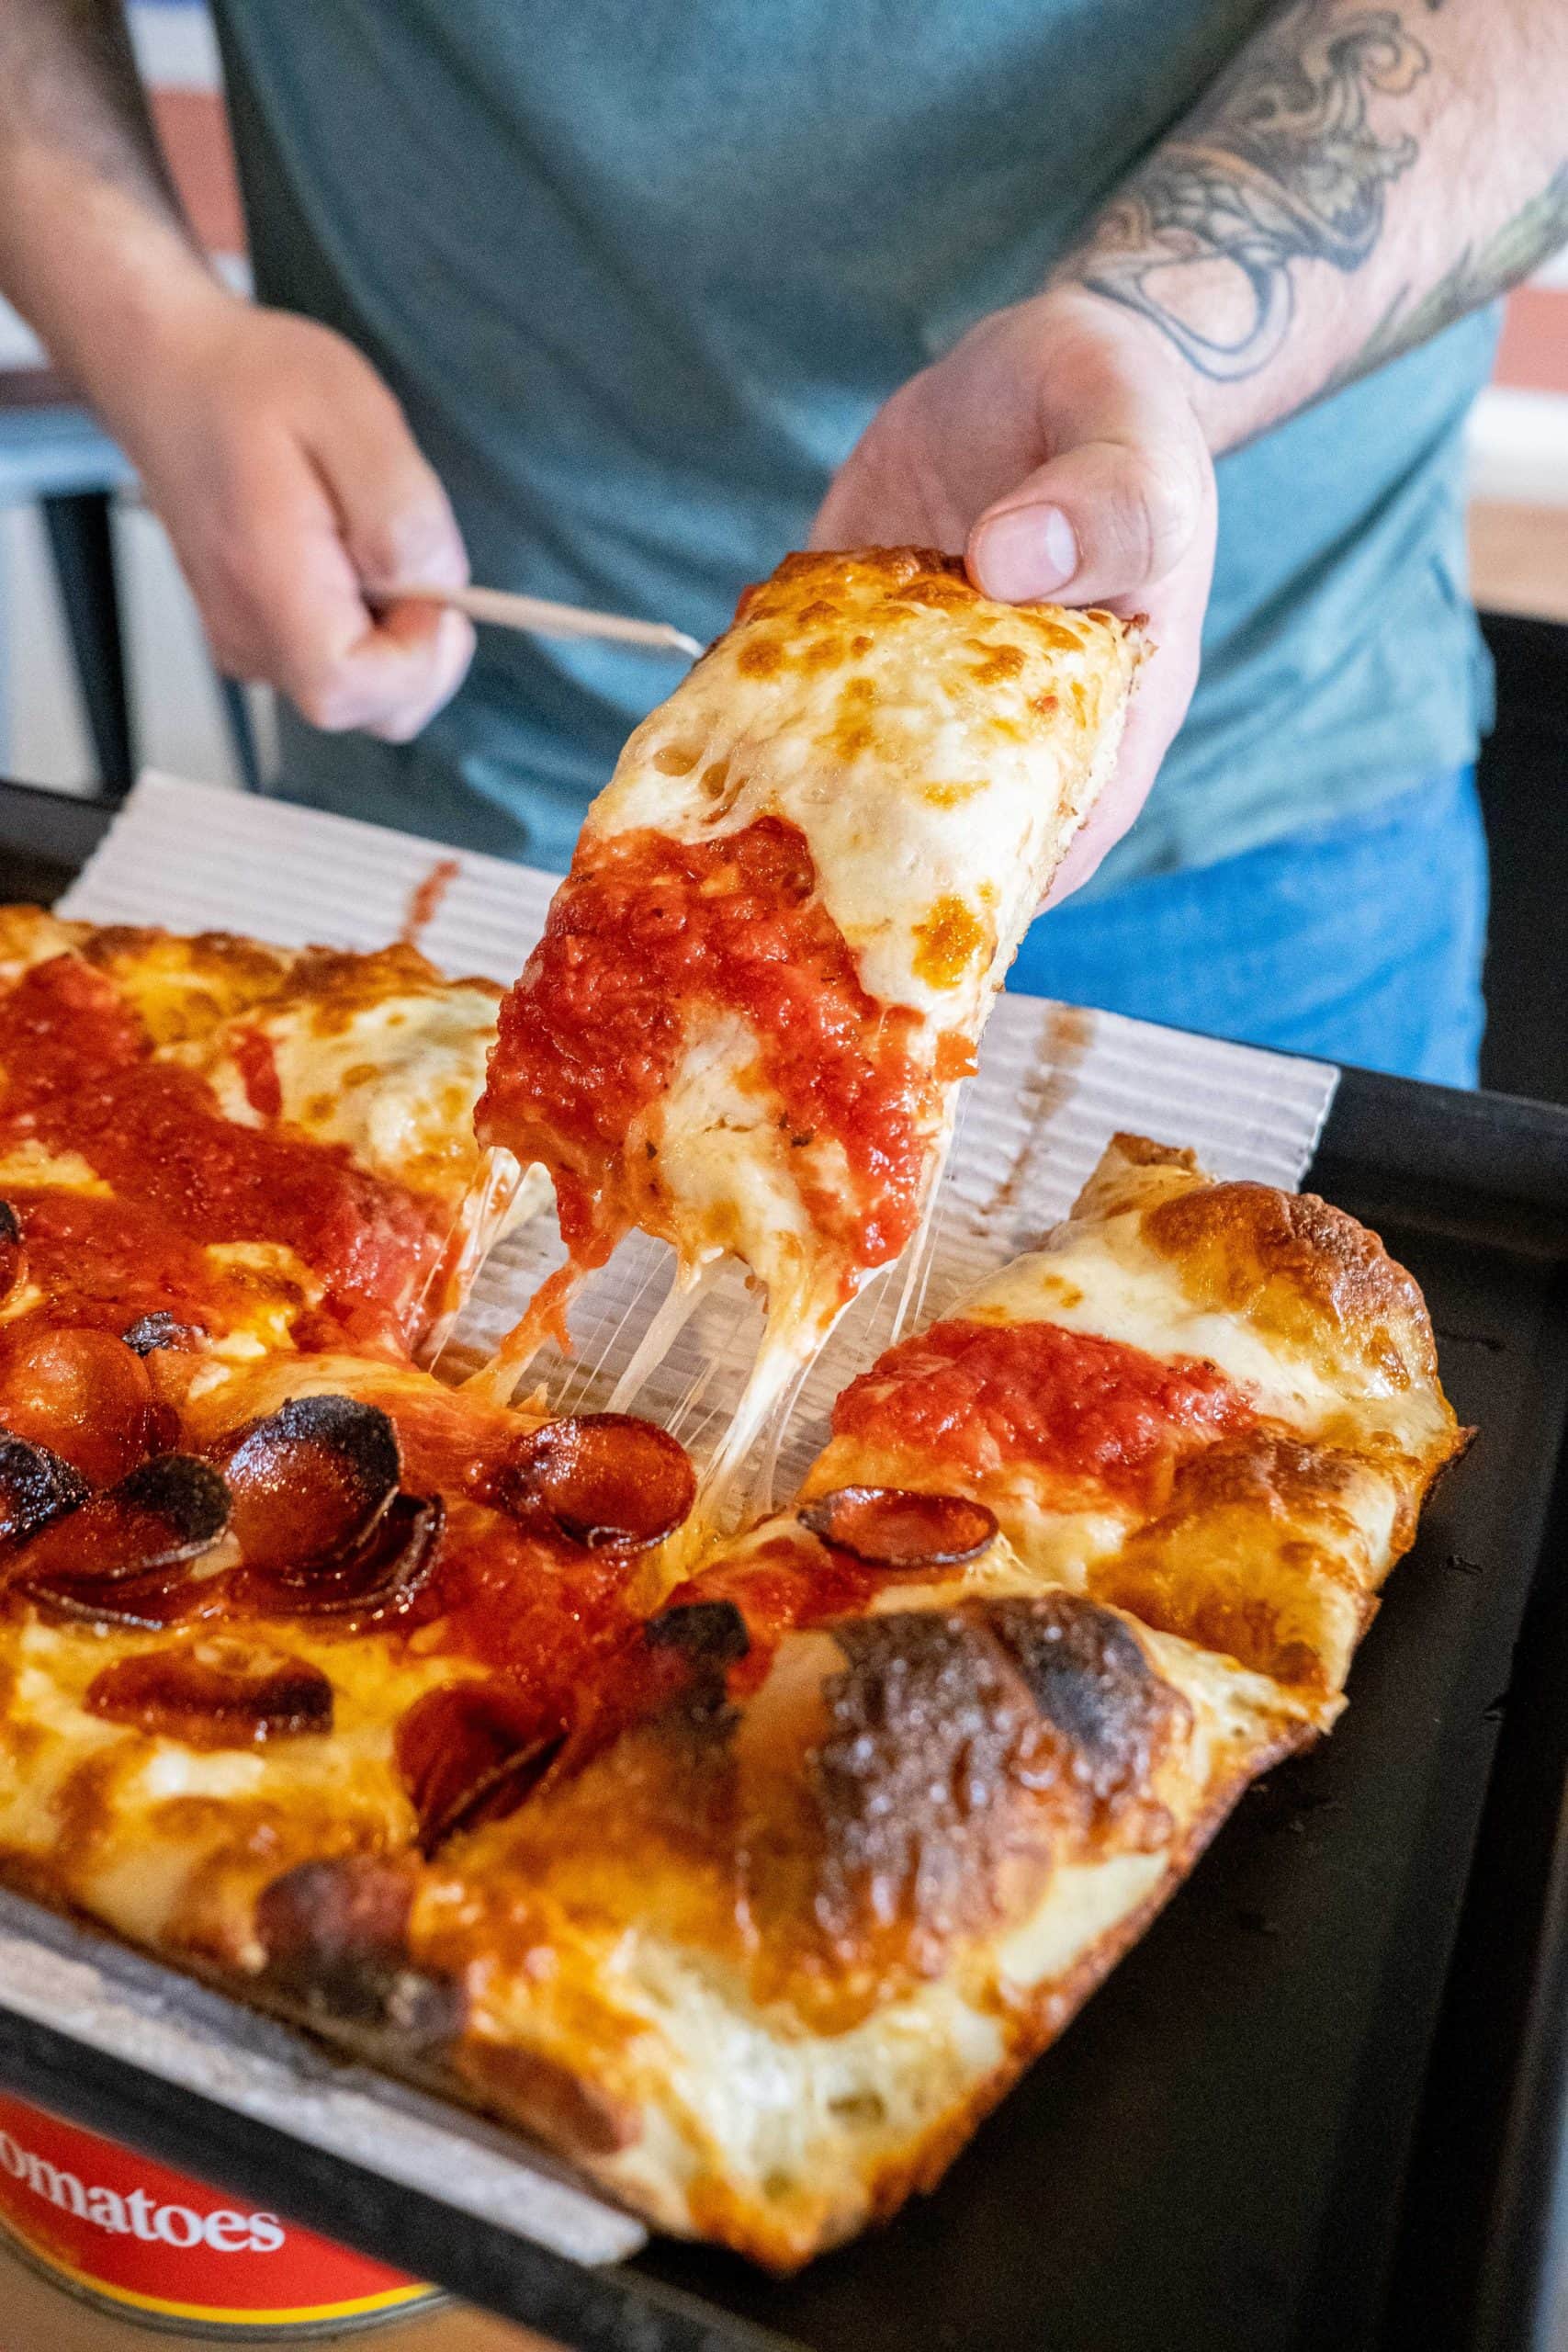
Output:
[1, 0, 1563, 799]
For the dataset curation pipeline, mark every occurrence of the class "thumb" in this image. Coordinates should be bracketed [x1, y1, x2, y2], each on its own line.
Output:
[966, 433, 1207, 609]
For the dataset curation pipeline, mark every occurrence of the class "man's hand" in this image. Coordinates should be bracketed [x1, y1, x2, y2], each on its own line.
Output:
[104, 290, 474, 743]
[811, 287, 1215, 901]
[0, 6, 473, 746]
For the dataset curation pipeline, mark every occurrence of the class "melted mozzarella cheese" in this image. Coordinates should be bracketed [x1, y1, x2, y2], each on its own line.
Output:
[191, 986, 503, 1201]
[598, 551, 1139, 1025]
[0, 1611, 482, 1962]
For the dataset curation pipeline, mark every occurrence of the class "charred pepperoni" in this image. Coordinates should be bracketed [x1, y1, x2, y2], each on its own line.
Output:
[232, 1492, 444, 1625]
[494, 1413, 695, 1552]
[13, 1453, 231, 1626]
[798, 1486, 998, 1568]
[220, 1394, 400, 1573]
[396, 1680, 566, 1855]
[0, 1431, 89, 1548]
[86, 1640, 333, 1747]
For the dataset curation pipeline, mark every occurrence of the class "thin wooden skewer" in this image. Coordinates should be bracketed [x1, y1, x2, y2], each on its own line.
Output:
[391, 582, 704, 661]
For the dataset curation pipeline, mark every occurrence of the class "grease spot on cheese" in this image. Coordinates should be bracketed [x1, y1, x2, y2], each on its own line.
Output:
[968, 642, 1026, 686]
[912, 898, 987, 989]
[653, 743, 701, 776]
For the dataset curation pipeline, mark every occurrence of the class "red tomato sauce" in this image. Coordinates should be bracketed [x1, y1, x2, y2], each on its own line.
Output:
[0, 956, 439, 1332]
[831, 1317, 1254, 1503]
[426, 1505, 645, 1712]
[10, 1189, 228, 1332]
[479, 818, 936, 1269]
[231, 1024, 283, 1120]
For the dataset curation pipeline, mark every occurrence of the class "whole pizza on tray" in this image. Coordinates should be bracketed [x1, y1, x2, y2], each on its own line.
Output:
[0, 553, 1465, 2270]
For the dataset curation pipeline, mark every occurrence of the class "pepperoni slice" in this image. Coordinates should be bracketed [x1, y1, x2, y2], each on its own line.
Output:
[85, 1641, 333, 1747]
[28, 1565, 204, 1631]
[797, 1486, 999, 1569]
[397, 1681, 566, 1856]
[221, 1394, 400, 1574]
[13, 1453, 230, 1587]
[233, 1491, 444, 1624]
[0, 1324, 159, 1484]
[0, 1201, 26, 1304]
[0, 1431, 89, 1547]
[494, 1413, 695, 1552]
[14, 1453, 231, 1627]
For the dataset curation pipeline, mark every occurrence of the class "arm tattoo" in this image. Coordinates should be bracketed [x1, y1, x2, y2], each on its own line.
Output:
[1072, 6, 1431, 380]
[1325, 164, 1568, 390]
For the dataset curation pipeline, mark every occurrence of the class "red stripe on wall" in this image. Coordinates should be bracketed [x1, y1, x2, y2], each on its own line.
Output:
[1495, 285, 1568, 396]
[149, 88, 244, 255]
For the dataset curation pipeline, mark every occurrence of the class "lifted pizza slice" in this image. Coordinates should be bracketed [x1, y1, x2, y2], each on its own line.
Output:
[475, 550, 1143, 1464]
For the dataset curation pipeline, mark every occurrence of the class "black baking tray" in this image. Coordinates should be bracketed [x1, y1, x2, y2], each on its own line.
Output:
[0, 779, 1564, 2352]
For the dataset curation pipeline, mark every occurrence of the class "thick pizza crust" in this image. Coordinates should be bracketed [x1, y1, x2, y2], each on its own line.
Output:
[807, 1136, 1467, 1708]
[402, 1529, 1313, 2264]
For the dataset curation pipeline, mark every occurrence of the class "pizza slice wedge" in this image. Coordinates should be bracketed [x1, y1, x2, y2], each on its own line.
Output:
[384, 1504, 1314, 2266]
[0, 1341, 700, 2035]
[474, 550, 1143, 1473]
[804, 1133, 1469, 1713]
[0, 913, 546, 1377]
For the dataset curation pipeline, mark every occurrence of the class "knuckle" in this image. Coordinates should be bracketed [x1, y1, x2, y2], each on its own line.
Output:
[1122, 444, 1202, 578]
[288, 671, 357, 733]
[352, 518, 412, 589]
[353, 501, 457, 594]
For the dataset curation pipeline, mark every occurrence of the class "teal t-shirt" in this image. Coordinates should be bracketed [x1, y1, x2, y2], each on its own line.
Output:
[212, 0, 1495, 886]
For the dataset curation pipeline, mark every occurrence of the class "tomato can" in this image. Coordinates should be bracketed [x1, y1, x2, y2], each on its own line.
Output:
[0, 2092, 442, 2340]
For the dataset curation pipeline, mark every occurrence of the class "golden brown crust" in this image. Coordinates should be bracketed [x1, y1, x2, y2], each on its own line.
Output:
[1142, 1181, 1441, 1394]
[1087, 1433, 1385, 1695]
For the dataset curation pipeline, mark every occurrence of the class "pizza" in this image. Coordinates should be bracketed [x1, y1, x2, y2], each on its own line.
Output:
[0, 908, 544, 1374]
[474, 550, 1143, 1467]
[805, 1134, 1467, 1716]
[0, 1046, 1464, 2272]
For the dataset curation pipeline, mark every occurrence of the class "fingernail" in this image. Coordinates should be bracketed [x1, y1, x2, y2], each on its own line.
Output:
[973, 504, 1077, 601]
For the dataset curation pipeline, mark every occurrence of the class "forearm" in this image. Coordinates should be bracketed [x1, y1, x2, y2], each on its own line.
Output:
[1056, 0, 1568, 452]
[0, 1, 228, 416]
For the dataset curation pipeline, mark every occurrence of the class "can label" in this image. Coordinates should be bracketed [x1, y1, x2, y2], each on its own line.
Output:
[0, 2093, 436, 2334]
